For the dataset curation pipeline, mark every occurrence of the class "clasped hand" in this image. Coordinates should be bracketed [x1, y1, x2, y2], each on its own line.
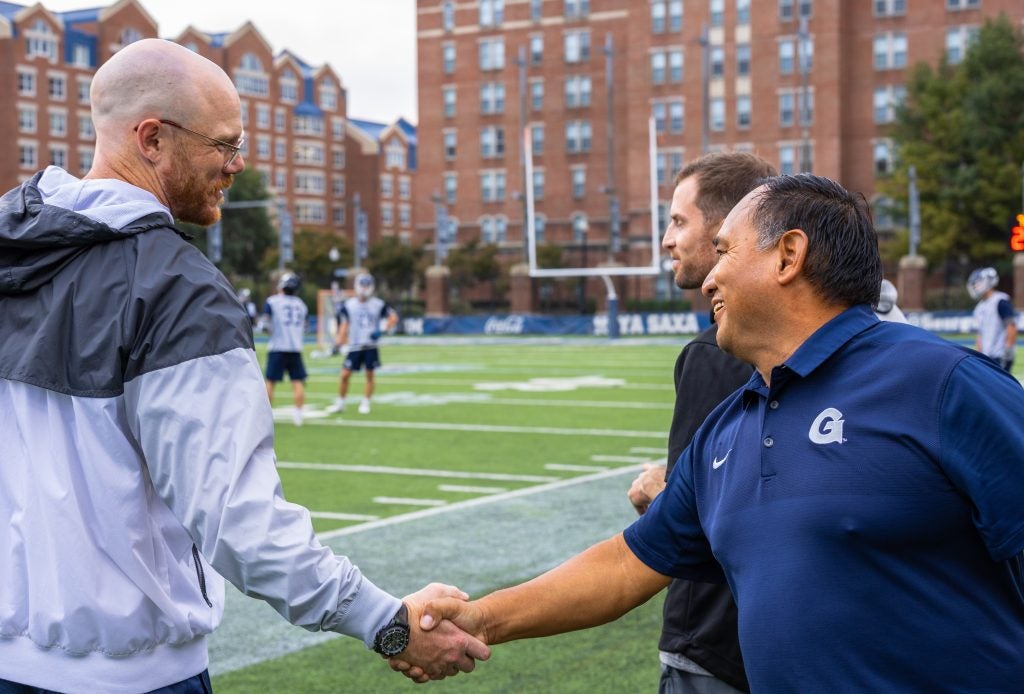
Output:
[395, 584, 490, 682]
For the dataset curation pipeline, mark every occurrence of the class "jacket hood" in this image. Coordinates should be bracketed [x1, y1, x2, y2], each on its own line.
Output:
[0, 167, 174, 295]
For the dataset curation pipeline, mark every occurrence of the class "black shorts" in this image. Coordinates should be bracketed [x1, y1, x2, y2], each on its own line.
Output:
[344, 348, 381, 372]
[265, 351, 307, 382]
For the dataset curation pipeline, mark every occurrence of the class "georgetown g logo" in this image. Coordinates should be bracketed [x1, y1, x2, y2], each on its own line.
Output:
[809, 408, 845, 444]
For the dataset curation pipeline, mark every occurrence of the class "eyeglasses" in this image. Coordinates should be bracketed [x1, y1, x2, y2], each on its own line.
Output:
[159, 119, 244, 168]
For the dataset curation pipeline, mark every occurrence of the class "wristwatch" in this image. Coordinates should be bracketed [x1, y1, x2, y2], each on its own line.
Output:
[372, 603, 410, 657]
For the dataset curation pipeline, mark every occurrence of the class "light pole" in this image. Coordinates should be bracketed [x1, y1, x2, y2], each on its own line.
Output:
[578, 222, 589, 313]
[798, 16, 812, 172]
[431, 192, 449, 266]
[604, 33, 619, 261]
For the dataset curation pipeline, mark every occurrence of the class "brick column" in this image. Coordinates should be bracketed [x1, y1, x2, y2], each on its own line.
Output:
[425, 265, 450, 317]
[1014, 253, 1024, 309]
[897, 255, 927, 311]
[509, 263, 536, 313]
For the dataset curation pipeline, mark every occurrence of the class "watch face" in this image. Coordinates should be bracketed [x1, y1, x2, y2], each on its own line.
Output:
[377, 625, 409, 656]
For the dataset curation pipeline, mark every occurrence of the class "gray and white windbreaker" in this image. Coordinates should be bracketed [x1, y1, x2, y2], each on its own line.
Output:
[0, 168, 399, 693]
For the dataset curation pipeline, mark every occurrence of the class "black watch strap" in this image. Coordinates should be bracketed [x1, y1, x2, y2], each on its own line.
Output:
[372, 603, 410, 657]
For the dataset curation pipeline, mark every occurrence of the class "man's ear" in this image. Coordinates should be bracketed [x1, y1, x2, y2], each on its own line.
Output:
[135, 119, 165, 164]
[776, 228, 808, 286]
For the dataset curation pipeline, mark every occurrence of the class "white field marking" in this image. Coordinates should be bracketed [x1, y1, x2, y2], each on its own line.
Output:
[304, 375, 674, 391]
[276, 461, 558, 483]
[316, 464, 643, 542]
[304, 418, 666, 439]
[474, 375, 625, 392]
[361, 391, 670, 410]
[308, 511, 379, 522]
[438, 484, 507, 494]
[544, 463, 608, 472]
[591, 454, 657, 464]
[373, 496, 447, 507]
[630, 446, 668, 454]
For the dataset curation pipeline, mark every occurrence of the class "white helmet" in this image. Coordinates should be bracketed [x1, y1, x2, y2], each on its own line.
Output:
[355, 272, 375, 299]
[966, 267, 998, 300]
[277, 272, 301, 294]
[875, 279, 898, 314]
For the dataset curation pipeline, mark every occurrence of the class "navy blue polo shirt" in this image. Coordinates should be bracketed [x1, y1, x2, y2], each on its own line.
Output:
[624, 305, 1024, 692]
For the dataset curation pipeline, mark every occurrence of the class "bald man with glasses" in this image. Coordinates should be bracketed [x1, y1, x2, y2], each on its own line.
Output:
[0, 38, 486, 694]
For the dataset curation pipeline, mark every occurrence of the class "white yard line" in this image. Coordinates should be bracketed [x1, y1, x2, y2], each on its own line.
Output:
[438, 484, 507, 494]
[544, 463, 608, 472]
[373, 496, 447, 507]
[630, 446, 668, 454]
[308, 511, 379, 522]
[277, 461, 558, 483]
[303, 418, 666, 438]
[591, 454, 658, 463]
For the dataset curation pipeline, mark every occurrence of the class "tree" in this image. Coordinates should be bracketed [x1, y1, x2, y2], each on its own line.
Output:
[446, 238, 506, 310]
[366, 235, 424, 301]
[263, 230, 352, 309]
[880, 16, 1024, 281]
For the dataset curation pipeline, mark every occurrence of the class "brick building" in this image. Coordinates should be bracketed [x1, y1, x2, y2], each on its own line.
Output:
[415, 0, 1024, 305]
[0, 0, 412, 257]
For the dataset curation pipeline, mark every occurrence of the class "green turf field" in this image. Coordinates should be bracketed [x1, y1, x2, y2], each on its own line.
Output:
[212, 337, 680, 692]
[210, 337, 1023, 693]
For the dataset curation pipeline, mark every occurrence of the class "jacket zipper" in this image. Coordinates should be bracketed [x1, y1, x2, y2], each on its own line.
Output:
[192, 544, 213, 607]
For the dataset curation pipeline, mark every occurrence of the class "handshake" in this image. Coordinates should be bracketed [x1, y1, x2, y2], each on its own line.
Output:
[392, 583, 491, 683]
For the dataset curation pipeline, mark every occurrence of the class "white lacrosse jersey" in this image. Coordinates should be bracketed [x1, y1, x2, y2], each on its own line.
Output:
[338, 296, 394, 351]
[264, 293, 308, 352]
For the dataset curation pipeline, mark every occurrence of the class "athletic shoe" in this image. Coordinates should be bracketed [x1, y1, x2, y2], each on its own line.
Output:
[358, 400, 371, 415]
[325, 399, 345, 414]
[292, 407, 303, 426]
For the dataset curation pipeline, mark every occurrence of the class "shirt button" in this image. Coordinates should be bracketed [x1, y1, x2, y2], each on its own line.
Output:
[769, 400, 780, 410]
[763, 437, 774, 448]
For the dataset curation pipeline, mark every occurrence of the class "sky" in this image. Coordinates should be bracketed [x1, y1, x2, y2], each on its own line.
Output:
[39, 0, 419, 124]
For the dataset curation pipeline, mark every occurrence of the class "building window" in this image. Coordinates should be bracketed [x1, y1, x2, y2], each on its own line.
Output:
[530, 34, 543, 64]
[532, 169, 545, 200]
[530, 80, 544, 110]
[946, 0, 980, 10]
[565, 120, 592, 153]
[945, 26, 977, 64]
[19, 143, 37, 169]
[50, 146, 67, 168]
[49, 109, 67, 136]
[710, 98, 725, 131]
[669, 101, 684, 133]
[873, 84, 906, 123]
[387, 140, 406, 169]
[480, 126, 505, 158]
[444, 130, 457, 160]
[381, 204, 394, 227]
[79, 114, 94, 140]
[443, 43, 456, 74]
[235, 53, 269, 97]
[443, 86, 456, 117]
[399, 204, 411, 228]
[279, 70, 298, 102]
[443, 0, 455, 31]
[444, 172, 457, 204]
[779, 144, 796, 174]
[779, 92, 795, 127]
[533, 214, 546, 243]
[479, 37, 505, 70]
[709, 0, 725, 27]
[481, 170, 506, 202]
[564, 75, 592, 107]
[17, 70, 36, 96]
[480, 82, 506, 114]
[564, 30, 591, 63]
[564, 0, 590, 19]
[295, 172, 325, 194]
[296, 202, 326, 225]
[18, 106, 36, 133]
[332, 148, 345, 169]
[737, 95, 751, 128]
[653, 102, 667, 134]
[480, 0, 504, 27]
[333, 176, 346, 196]
[72, 44, 91, 68]
[275, 170, 287, 190]
[274, 140, 286, 162]
[572, 214, 588, 242]
[652, 1, 667, 33]
[737, 0, 751, 25]
[531, 0, 543, 21]
[293, 142, 324, 165]
[531, 123, 545, 155]
[320, 81, 337, 110]
[651, 52, 666, 84]
[711, 46, 725, 79]
[333, 205, 346, 226]
[399, 176, 411, 199]
[78, 147, 93, 175]
[294, 116, 324, 136]
[255, 104, 270, 129]
[874, 0, 906, 17]
[332, 117, 345, 139]
[737, 43, 751, 76]
[49, 75, 66, 100]
[670, 49, 684, 82]
[481, 216, 507, 243]
[874, 32, 907, 70]
[571, 167, 586, 198]
[26, 20, 57, 61]
[77, 78, 90, 104]
[873, 139, 894, 175]
[275, 108, 286, 131]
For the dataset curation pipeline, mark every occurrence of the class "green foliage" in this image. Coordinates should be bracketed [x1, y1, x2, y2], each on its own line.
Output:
[447, 238, 507, 309]
[366, 235, 425, 299]
[880, 16, 1024, 273]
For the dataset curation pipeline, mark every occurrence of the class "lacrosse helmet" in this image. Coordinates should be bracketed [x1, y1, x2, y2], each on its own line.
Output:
[966, 267, 998, 300]
[278, 272, 301, 295]
[875, 279, 898, 314]
[355, 272, 375, 299]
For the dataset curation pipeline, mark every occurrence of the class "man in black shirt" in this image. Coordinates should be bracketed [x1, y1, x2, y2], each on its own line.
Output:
[628, 152, 776, 693]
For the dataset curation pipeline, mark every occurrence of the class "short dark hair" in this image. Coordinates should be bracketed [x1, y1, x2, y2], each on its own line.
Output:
[751, 174, 881, 308]
[674, 152, 778, 232]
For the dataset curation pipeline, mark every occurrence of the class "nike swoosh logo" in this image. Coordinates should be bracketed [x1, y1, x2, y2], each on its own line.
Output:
[712, 449, 732, 469]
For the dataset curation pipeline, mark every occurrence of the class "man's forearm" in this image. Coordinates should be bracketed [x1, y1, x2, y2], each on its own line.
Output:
[475, 534, 669, 645]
